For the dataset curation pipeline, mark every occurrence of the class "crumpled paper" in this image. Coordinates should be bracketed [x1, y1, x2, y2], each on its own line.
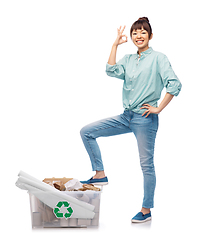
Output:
[64, 180, 101, 191]
[43, 177, 101, 191]
[79, 184, 101, 191]
[53, 181, 66, 191]
[64, 179, 83, 191]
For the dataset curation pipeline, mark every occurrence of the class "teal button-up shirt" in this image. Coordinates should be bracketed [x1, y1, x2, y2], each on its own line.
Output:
[106, 47, 182, 114]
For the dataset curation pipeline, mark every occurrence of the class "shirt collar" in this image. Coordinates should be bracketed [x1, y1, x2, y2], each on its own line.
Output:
[135, 47, 153, 59]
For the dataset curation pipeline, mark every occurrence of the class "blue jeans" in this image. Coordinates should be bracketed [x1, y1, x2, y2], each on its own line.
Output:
[80, 110, 159, 208]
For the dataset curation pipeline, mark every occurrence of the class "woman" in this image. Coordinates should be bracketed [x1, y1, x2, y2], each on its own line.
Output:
[80, 17, 182, 223]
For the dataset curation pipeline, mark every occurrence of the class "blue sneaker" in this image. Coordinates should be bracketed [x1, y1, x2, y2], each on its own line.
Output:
[131, 212, 151, 223]
[80, 176, 108, 185]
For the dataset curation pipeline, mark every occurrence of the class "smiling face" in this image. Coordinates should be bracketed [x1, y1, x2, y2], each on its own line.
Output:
[131, 27, 153, 54]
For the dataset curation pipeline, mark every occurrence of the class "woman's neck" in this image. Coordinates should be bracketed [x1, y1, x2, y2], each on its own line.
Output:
[138, 45, 149, 56]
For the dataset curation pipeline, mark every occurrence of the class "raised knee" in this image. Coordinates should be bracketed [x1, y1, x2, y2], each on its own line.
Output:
[80, 126, 86, 138]
[80, 125, 91, 139]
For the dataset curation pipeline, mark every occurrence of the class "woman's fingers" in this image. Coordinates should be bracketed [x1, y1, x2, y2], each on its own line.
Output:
[145, 112, 150, 118]
[141, 104, 150, 117]
[142, 104, 150, 108]
[118, 26, 126, 34]
[115, 26, 127, 45]
[140, 105, 149, 109]
[142, 109, 151, 118]
[142, 110, 149, 117]
[141, 104, 160, 117]
[121, 25, 126, 33]
[121, 34, 128, 42]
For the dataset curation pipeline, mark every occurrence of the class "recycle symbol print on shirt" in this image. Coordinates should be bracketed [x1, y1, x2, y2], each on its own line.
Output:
[53, 201, 73, 219]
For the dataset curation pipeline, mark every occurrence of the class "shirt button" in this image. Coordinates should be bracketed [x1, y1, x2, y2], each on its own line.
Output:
[129, 100, 132, 103]
[132, 89, 134, 91]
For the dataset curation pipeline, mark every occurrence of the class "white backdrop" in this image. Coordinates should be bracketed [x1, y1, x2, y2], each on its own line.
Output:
[1, 0, 207, 239]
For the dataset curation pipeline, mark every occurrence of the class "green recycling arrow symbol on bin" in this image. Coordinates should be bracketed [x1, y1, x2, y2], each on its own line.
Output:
[53, 201, 73, 219]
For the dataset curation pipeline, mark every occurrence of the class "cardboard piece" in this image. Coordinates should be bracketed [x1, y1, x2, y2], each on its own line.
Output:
[43, 177, 73, 185]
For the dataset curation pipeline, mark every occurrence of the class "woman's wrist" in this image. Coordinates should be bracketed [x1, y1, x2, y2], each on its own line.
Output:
[112, 43, 118, 48]
[156, 106, 162, 114]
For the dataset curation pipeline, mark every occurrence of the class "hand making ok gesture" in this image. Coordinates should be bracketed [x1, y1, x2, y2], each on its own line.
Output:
[113, 26, 128, 47]
[108, 25, 128, 65]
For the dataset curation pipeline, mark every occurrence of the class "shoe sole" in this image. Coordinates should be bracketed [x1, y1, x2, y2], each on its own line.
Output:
[92, 182, 108, 186]
[131, 217, 151, 223]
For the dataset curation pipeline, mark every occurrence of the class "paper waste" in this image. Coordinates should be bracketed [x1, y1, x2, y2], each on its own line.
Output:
[16, 171, 96, 219]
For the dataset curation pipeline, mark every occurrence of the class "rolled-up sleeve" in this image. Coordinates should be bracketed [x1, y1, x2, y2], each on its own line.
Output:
[159, 55, 182, 96]
[106, 55, 129, 80]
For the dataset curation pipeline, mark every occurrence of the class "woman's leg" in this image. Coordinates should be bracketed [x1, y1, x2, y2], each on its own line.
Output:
[131, 113, 159, 209]
[80, 112, 132, 173]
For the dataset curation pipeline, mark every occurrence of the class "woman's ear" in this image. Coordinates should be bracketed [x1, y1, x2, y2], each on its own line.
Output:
[149, 33, 153, 40]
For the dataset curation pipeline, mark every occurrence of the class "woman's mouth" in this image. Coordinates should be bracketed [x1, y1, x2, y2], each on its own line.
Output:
[136, 40, 144, 45]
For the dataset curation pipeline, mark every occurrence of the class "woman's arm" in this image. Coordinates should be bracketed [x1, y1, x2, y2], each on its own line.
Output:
[158, 92, 174, 113]
[108, 26, 127, 65]
[108, 45, 118, 65]
[140, 92, 174, 118]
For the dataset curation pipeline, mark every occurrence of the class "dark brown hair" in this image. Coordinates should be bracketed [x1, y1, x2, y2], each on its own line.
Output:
[130, 17, 152, 38]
